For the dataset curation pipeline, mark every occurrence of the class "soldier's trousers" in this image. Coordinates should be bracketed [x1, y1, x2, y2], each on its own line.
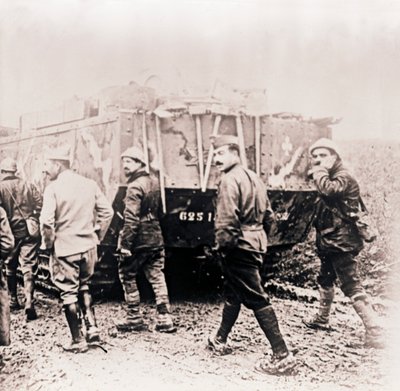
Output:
[317, 251, 366, 300]
[50, 247, 97, 305]
[5, 236, 39, 277]
[118, 248, 170, 306]
[220, 248, 270, 311]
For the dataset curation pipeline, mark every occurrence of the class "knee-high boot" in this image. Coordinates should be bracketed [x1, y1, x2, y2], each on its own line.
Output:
[216, 302, 241, 342]
[79, 291, 100, 342]
[254, 305, 297, 375]
[63, 302, 88, 353]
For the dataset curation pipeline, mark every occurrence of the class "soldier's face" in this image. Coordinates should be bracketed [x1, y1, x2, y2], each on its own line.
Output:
[311, 148, 337, 170]
[43, 160, 61, 181]
[214, 145, 238, 172]
[122, 157, 142, 176]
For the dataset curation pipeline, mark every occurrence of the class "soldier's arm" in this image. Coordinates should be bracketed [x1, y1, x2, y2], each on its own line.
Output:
[94, 184, 114, 242]
[119, 184, 142, 251]
[215, 178, 240, 250]
[39, 186, 56, 249]
[263, 194, 277, 237]
[311, 168, 351, 197]
[0, 207, 14, 259]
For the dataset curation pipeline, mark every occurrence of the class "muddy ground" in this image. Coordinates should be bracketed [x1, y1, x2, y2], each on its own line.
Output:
[1, 285, 399, 391]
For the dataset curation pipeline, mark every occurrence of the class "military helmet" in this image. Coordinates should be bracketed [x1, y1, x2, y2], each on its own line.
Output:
[309, 138, 341, 157]
[121, 146, 146, 165]
[0, 157, 17, 172]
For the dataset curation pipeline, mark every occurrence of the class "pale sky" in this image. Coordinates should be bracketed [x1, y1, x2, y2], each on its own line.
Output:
[0, 0, 399, 140]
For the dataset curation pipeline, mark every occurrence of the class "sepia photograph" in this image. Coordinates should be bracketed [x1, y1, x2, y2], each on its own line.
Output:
[0, 1, 399, 390]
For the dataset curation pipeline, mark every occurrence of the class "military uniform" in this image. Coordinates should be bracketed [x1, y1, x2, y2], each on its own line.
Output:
[209, 135, 296, 376]
[0, 167, 41, 319]
[305, 138, 383, 348]
[215, 163, 273, 309]
[313, 159, 365, 298]
[117, 160, 174, 332]
[41, 160, 113, 352]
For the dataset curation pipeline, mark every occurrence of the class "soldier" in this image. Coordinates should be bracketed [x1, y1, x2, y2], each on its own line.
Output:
[116, 146, 175, 333]
[0, 157, 41, 321]
[1, 206, 14, 352]
[304, 138, 383, 348]
[208, 135, 296, 376]
[40, 148, 113, 353]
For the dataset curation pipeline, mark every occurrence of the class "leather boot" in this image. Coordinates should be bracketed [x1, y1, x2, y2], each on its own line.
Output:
[7, 274, 20, 311]
[116, 303, 147, 332]
[254, 305, 288, 356]
[254, 306, 297, 375]
[23, 274, 37, 321]
[216, 302, 241, 342]
[63, 303, 88, 353]
[208, 302, 240, 355]
[155, 303, 176, 333]
[79, 291, 100, 342]
[352, 297, 384, 349]
[303, 287, 334, 330]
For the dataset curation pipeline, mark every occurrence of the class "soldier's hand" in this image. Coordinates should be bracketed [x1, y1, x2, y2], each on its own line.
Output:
[118, 248, 132, 258]
[307, 165, 327, 178]
[319, 154, 337, 170]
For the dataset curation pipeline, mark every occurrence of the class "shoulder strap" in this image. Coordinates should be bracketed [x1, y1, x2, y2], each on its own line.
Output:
[4, 185, 27, 221]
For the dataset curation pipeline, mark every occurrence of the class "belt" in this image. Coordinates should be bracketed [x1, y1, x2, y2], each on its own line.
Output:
[241, 225, 263, 232]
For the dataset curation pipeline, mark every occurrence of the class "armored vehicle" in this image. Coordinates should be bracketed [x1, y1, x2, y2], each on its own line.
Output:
[0, 82, 336, 293]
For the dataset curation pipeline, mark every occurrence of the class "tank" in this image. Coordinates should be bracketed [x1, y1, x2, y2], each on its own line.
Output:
[0, 82, 336, 293]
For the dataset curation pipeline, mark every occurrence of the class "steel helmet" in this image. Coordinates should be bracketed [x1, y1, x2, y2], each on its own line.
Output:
[309, 138, 341, 157]
[121, 146, 146, 165]
[0, 157, 17, 172]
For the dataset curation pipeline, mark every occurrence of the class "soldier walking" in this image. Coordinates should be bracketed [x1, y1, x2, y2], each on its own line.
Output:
[40, 148, 113, 353]
[208, 135, 297, 376]
[116, 147, 175, 333]
[304, 138, 384, 348]
[0, 157, 41, 320]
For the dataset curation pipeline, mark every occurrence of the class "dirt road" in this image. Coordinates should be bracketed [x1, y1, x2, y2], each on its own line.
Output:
[1, 290, 398, 391]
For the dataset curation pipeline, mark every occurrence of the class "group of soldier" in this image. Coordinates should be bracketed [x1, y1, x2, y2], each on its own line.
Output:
[0, 135, 384, 376]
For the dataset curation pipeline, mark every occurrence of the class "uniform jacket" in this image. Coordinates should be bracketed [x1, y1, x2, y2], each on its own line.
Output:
[40, 170, 113, 257]
[312, 160, 363, 253]
[215, 163, 275, 255]
[0, 174, 42, 240]
[0, 206, 14, 260]
[119, 170, 164, 252]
